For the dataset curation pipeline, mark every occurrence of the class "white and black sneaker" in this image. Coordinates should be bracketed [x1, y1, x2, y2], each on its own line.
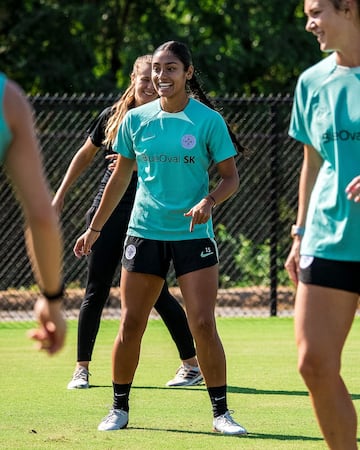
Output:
[166, 363, 203, 387]
[213, 410, 247, 435]
[67, 366, 90, 389]
[98, 409, 129, 431]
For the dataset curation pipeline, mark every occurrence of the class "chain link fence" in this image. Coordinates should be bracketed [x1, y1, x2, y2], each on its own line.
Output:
[0, 93, 301, 319]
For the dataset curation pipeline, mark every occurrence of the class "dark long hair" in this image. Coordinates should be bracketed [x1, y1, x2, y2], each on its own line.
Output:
[153, 41, 245, 155]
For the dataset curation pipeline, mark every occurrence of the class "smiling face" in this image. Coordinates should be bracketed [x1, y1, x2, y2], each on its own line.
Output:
[304, 0, 349, 52]
[151, 50, 193, 102]
[133, 62, 157, 107]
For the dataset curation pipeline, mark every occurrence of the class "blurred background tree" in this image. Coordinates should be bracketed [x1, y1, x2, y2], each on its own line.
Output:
[0, 0, 319, 95]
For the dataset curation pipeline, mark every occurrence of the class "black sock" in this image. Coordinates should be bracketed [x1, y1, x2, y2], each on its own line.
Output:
[207, 385, 228, 417]
[113, 382, 132, 412]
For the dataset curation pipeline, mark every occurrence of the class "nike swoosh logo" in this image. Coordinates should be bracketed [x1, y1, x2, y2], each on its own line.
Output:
[200, 251, 214, 258]
[141, 135, 155, 142]
[214, 396, 226, 401]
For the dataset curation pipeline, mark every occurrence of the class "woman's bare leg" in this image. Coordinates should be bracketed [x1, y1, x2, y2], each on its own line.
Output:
[112, 269, 164, 383]
[295, 283, 358, 450]
[178, 265, 225, 387]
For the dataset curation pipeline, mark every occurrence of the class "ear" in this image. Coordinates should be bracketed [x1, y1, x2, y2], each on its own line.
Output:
[186, 65, 194, 80]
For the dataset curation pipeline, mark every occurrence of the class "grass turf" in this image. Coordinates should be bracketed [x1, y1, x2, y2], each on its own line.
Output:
[1, 316, 359, 449]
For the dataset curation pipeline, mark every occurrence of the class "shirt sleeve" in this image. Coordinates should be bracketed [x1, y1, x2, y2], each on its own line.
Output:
[87, 107, 111, 148]
[207, 111, 237, 163]
[113, 112, 136, 159]
[288, 76, 313, 146]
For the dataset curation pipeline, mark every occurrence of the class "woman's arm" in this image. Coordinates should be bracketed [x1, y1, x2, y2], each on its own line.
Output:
[73, 155, 135, 257]
[4, 80, 63, 296]
[52, 137, 99, 214]
[209, 156, 240, 205]
[285, 144, 323, 284]
[4, 79, 66, 354]
[184, 156, 239, 232]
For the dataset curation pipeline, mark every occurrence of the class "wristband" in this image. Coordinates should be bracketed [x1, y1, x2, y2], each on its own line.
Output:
[291, 225, 305, 238]
[42, 283, 65, 302]
[206, 194, 216, 208]
[89, 226, 101, 233]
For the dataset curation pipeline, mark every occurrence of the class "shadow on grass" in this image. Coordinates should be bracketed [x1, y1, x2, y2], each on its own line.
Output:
[88, 384, 360, 401]
[227, 385, 360, 401]
[129, 384, 310, 397]
[91, 384, 309, 398]
[228, 385, 309, 396]
[125, 426, 323, 442]
[245, 432, 323, 442]
[88, 384, 113, 389]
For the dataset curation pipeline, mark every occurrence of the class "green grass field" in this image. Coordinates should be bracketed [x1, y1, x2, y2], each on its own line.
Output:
[1, 316, 360, 449]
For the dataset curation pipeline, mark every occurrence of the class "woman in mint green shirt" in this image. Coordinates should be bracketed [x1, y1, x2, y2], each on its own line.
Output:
[74, 41, 247, 436]
[285, 1, 360, 448]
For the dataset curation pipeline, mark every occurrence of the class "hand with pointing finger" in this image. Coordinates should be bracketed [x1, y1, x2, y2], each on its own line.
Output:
[184, 196, 213, 232]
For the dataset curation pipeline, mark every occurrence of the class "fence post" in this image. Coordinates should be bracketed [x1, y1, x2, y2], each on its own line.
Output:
[269, 100, 280, 317]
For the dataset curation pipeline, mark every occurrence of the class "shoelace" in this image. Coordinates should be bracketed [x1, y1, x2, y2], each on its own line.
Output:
[214, 411, 247, 435]
[217, 410, 237, 426]
[176, 365, 199, 378]
[103, 410, 126, 423]
[73, 368, 89, 380]
[103, 412, 117, 423]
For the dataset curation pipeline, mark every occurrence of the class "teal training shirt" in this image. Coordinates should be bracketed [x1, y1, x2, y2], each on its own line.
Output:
[0, 73, 12, 164]
[289, 53, 360, 261]
[113, 98, 237, 241]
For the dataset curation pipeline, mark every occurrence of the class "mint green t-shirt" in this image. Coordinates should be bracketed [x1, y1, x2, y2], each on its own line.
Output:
[113, 98, 237, 241]
[289, 53, 360, 261]
[0, 73, 12, 164]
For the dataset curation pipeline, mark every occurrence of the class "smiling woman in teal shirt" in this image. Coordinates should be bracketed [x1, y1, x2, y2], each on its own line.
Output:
[74, 40, 247, 436]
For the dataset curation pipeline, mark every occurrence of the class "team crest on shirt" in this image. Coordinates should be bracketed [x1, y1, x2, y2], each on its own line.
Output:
[125, 244, 136, 260]
[181, 134, 196, 149]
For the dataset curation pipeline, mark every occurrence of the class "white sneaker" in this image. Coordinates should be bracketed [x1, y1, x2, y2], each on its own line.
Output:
[213, 411, 247, 435]
[166, 363, 203, 387]
[98, 409, 129, 431]
[67, 366, 89, 389]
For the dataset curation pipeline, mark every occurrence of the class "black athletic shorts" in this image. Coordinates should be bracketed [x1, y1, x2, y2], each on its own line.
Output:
[122, 236, 219, 278]
[299, 256, 360, 294]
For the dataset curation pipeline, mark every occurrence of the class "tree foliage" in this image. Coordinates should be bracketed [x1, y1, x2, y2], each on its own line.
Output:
[0, 0, 320, 95]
